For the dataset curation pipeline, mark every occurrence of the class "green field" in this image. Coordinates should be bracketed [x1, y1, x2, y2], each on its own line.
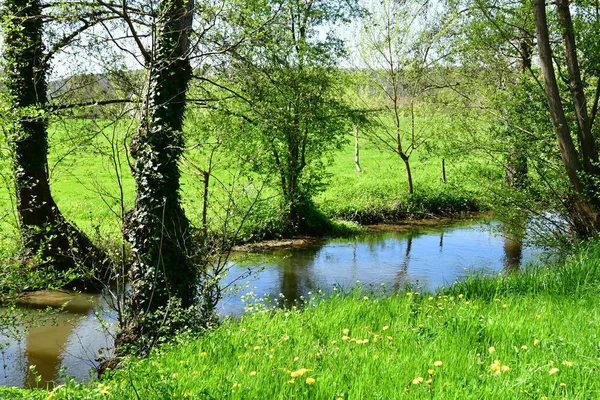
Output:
[0, 117, 500, 254]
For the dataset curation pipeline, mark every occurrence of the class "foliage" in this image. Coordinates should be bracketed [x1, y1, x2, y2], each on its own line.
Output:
[217, 0, 361, 233]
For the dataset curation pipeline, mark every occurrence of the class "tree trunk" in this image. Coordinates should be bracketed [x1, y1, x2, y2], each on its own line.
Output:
[533, 0, 584, 193]
[555, 0, 600, 177]
[2, 0, 106, 286]
[354, 125, 362, 172]
[401, 155, 414, 194]
[123, 0, 204, 350]
[533, 0, 599, 235]
[442, 159, 446, 183]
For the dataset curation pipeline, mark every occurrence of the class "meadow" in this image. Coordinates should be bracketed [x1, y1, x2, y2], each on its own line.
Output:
[0, 117, 499, 254]
[2, 236, 598, 399]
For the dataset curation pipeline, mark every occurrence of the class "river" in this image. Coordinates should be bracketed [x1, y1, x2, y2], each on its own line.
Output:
[0, 218, 544, 388]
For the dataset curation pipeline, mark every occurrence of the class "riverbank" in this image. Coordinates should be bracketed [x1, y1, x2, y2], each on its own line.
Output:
[5, 239, 599, 399]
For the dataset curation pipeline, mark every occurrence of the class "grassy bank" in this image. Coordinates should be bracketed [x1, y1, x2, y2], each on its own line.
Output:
[5, 240, 600, 399]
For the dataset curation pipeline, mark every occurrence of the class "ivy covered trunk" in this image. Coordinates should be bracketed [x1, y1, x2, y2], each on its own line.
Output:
[122, 0, 204, 350]
[2, 0, 105, 284]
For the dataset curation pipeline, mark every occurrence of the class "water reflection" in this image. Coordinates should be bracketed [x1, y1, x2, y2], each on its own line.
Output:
[392, 236, 411, 292]
[0, 291, 113, 389]
[221, 220, 543, 315]
[502, 221, 526, 274]
[279, 246, 319, 307]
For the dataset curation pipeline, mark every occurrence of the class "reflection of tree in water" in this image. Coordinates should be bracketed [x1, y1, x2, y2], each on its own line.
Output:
[279, 245, 320, 308]
[23, 300, 92, 388]
[393, 235, 413, 292]
[503, 223, 525, 274]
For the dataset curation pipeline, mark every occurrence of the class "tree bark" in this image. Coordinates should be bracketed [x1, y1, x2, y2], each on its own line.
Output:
[555, 0, 600, 176]
[401, 155, 414, 195]
[3, 0, 106, 286]
[123, 0, 202, 349]
[534, 0, 599, 235]
[533, 0, 584, 193]
[354, 125, 362, 172]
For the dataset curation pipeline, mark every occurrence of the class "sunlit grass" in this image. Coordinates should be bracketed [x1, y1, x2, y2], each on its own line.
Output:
[0, 119, 495, 251]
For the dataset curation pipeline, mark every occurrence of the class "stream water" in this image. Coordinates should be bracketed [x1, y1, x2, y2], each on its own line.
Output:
[0, 218, 544, 388]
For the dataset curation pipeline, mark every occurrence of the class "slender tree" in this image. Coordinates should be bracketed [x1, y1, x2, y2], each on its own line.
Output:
[533, 0, 600, 236]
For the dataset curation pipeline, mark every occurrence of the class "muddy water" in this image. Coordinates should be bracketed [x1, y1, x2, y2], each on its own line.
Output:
[0, 291, 114, 388]
[0, 219, 543, 388]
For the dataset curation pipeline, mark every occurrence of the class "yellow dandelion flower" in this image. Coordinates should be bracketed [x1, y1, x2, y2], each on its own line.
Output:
[562, 361, 573, 367]
[491, 360, 501, 372]
[172, 373, 179, 379]
[281, 335, 289, 341]
[495, 298, 501, 302]
[412, 377, 424, 385]
[250, 371, 257, 376]
[406, 292, 413, 297]
[200, 351, 207, 357]
[382, 325, 389, 331]
[428, 296, 434, 301]
[342, 328, 350, 335]
[521, 345, 528, 350]
[426, 379, 433, 384]
[549, 368, 559, 375]
[465, 301, 470, 305]
[560, 382, 566, 387]
[253, 346, 262, 351]
[363, 296, 369, 300]
[342, 336, 349, 341]
[488, 346, 496, 354]
[501, 365, 510, 372]
[434, 361, 443, 367]
[291, 368, 308, 378]
[97, 383, 111, 395]
[428, 369, 435, 375]
[533, 339, 541, 346]
[386, 336, 393, 341]
[502, 304, 507, 308]
[331, 340, 337, 345]
[306, 377, 316, 385]
[293, 356, 299, 361]
[458, 294, 464, 299]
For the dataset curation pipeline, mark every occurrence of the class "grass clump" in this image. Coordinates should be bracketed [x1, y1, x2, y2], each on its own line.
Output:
[6, 240, 600, 399]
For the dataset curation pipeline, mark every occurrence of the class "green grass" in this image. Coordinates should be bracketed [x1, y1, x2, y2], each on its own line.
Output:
[0, 118, 500, 253]
[6, 240, 600, 399]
